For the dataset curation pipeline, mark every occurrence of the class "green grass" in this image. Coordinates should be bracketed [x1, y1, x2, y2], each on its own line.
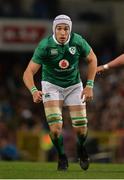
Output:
[0, 161, 124, 179]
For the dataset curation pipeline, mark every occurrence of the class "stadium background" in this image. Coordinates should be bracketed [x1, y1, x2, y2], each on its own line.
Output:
[0, 0, 124, 163]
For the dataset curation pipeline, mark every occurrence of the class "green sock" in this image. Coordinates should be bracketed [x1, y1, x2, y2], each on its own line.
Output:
[77, 134, 87, 157]
[77, 134, 87, 147]
[50, 133, 65, 156]
[77, 133, 89, 160]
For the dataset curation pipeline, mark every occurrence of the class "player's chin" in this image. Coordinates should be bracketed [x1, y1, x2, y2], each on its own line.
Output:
[59, 39, 66, 44]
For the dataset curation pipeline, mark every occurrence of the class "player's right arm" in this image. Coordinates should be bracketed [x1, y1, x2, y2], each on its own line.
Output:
[23, 60, 43, 103]
[97, 53, 124, 73]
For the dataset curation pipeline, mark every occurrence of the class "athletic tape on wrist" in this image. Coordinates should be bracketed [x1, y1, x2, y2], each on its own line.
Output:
[103, 64, 109, 70]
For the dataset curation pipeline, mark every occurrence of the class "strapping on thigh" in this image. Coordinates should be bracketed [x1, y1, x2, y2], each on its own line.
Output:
[69, 107, 87, 127]
[71, 117, 88, 127]
[46, 113, 63, 125]
[45, 107, 62, 125]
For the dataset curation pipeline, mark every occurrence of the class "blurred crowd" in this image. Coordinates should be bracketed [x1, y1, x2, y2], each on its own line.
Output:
[0, 0, 59, 19]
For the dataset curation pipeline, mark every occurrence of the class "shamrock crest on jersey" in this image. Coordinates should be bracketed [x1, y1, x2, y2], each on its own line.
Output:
[69, 47, 76, 55]
[59, 59, 69, 69]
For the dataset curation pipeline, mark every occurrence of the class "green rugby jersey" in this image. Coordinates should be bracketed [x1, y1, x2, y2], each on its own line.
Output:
[32, 33, 91, 88]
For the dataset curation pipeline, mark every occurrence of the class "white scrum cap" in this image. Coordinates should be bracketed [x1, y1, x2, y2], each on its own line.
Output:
[53, 14, 72, 34]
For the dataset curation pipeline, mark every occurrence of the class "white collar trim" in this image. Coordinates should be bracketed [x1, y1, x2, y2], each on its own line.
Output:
[52, 34, 70, 45]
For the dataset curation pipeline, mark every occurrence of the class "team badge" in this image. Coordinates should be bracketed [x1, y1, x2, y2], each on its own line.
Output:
[69, 47, 76, 55]
[50, 49, 58, 55]
[59, 59, 69, 69]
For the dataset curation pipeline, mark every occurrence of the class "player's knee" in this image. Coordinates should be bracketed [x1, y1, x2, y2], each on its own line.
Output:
[49, 124, 62, 137]
[76, 126, 88, 135]
[50, 128, 62, 138]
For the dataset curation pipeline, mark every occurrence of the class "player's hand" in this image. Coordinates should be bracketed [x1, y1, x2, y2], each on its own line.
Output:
[32, 90, 43, 103]
[97, 65, 105, 74]
[81, 86, 93, 102]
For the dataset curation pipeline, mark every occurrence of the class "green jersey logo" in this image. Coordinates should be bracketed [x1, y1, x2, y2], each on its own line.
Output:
[69, 47, 76, 55]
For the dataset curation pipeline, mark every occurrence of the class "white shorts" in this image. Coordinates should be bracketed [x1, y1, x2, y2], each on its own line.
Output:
[42, 81, 85, 106]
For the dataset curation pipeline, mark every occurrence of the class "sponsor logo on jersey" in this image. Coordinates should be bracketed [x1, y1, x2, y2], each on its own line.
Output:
[50, 49, 58, 55]
[69, 46, 76, 55]
[59, 59, 69, 69]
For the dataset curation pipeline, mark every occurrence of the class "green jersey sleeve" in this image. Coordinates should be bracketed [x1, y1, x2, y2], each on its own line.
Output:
[31, 38, 48, 64]
[79, 36, 91, 57]
[74, 33, 91, 58]
[81, 38, 91, 57]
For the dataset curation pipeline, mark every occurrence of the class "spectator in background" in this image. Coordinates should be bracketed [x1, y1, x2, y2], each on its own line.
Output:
[0, 121, 20, 161]
[47, 0, 60, 19]
[31, 0, 59, 19]
[0, 0, 22, 17]
[31, 0, 49, 19]
[0, 137, 20, 160]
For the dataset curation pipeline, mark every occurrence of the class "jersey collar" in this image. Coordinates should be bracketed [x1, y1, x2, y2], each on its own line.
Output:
[52, 34, 70, 45]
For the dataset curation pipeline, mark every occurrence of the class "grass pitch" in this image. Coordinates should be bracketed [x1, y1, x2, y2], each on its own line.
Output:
[0, 161, 124, 179]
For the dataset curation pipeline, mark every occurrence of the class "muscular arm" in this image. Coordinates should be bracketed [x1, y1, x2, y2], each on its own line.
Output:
[23, 60, 43, 103]
[81, 49, 97, 101]
[23, 60, 41, 91]
[86, 49, 97, 81]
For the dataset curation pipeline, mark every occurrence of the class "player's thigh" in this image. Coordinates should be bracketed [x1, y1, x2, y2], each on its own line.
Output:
[44, 100, 64, 134]
[64, 82, 84, 106]
[68, 105, 88, 129]
[44, 100, 63, 124]
[42, 81, 64, 125]
[64, 83, 87, 129]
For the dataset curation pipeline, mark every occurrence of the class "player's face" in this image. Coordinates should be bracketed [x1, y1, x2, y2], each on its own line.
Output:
[55, 24, 70, 44]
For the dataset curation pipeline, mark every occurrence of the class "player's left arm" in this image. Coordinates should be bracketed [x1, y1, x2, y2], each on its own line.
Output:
[81, 49, 97, 101]
[86, 48, 97, 81]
